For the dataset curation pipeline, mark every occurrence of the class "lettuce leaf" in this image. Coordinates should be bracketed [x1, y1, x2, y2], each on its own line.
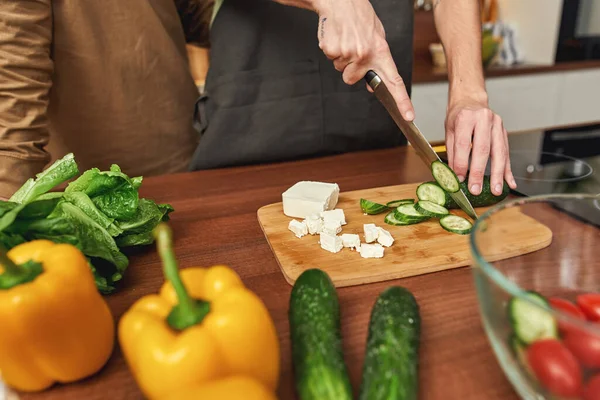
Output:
[10, 153, 78, 204]
[64, 192, 123, 237]
[66, 164, 139, 221]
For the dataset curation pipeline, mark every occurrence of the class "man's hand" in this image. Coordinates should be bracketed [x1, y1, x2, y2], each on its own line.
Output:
[445, 92, 516, 196]
[314, 0, 415, 121]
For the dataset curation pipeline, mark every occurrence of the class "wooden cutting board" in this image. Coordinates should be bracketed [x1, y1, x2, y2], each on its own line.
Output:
[257, 182, 553, 287]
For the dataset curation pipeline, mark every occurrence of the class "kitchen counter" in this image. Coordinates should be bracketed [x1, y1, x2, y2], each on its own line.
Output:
[13, 146, 561, 400]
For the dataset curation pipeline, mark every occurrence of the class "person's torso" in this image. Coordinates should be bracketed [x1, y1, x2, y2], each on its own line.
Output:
[191, 0, 413, 170]
[47, 0, 199, 177]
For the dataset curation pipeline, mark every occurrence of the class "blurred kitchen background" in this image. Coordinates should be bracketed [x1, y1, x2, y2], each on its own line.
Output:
[185, 0, 600, 145]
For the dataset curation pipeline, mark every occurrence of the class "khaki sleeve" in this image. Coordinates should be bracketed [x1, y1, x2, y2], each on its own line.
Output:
[175, 0, 214, 48]
[0, 0, 53, 199]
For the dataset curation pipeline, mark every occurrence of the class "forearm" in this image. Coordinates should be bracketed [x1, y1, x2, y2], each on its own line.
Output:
[0, 0, 53, 198]
[433, 0, 487, 102]
[273, 0, 320, 12]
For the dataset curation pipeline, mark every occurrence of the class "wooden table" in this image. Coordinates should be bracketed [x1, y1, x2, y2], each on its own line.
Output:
[18, 147, 527, 400]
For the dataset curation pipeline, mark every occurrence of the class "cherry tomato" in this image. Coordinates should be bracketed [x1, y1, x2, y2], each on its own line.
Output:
[584, 374, 600, 400]
[577, 294, 600, 322]
[526, 339, 583, 398]
[549, 297, 586, 334]
[564, 327, 600, 368]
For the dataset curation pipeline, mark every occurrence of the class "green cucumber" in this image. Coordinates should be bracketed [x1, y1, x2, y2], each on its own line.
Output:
[508, 291, 558, 345]
[416, 182, 447, 206]
[360, 198, 389, 215]
[424, 176, 510, 209]
[431, 161, 460, 193]
[394, 204, 427, 220]
[289, 269, 353, 400]
[439, 215, 472, 235]
[384, 211, 418, 226]
[359, 286, 421, 400]
[386, 199, 414, 208]
[415, 201, 449, 218]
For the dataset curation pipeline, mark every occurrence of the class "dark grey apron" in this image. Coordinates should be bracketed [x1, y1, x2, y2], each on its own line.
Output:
[190, 0, 413, 170]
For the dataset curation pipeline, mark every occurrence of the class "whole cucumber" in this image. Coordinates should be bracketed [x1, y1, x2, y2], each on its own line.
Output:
[359, 286, 421, 400]
[289, 269, 353, 400]
[428, 176, 509, 208]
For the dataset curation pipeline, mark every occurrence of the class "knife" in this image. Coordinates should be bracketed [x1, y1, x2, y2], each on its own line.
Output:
[364, 70, 479, 220]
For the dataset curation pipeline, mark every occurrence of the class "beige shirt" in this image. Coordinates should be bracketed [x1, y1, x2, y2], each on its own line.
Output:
[0, 0, 212, 198]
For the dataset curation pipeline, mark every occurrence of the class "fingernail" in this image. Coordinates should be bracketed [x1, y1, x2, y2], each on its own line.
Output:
[458, 175, 465, 182]
[471, 184, 481, 195]
[494, 184, 502, 195]
[406, 111, 414, 120]
[511, 178, 517, 187]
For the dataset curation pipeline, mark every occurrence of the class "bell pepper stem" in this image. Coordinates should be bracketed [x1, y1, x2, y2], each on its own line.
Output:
[153, 223, 210, 331]
[0, 245, 23, 275]
[0, 245, 44, 290]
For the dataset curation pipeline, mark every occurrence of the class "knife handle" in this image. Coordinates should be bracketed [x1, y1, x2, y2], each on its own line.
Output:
[364, 70, 382, 91]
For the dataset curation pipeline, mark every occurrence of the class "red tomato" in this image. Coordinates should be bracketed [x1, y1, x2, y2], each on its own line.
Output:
[550, 297, 586, 320]
[526, 339, 583, 398]
[577, 294, 600, 322]
[550, 297, 586, 334]
[584, 374, 600, 400]
[564, 327, 600, 368]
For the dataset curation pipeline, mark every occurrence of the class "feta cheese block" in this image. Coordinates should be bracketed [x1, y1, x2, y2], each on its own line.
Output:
[321, 209, 347, 226]
[376, 227, 394, 247]
[322, 219, 342, 236]
[282, 181, 340, 218]
[363, 223, 379, 243]
[341, 233, 361, 250]
[319, 232, 343, 253]
[288, 219, 308, 238]
[304, 214, 324, 235]
[360, 243, 385, 258]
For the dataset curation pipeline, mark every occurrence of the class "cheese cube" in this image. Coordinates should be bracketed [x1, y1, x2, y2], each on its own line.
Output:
[322, 220, 342, 236]
[341, 233, 361, 250]
[363, 223, 379, 243]
[321, 209, 347, 226]
[360, 243, 385, 258]
[282, 181, 340, 218]
[288, 219, 308, 238]
[319, 232, 343, 253]
[304, 214, 324, 235]
[376, 227, 394, 247]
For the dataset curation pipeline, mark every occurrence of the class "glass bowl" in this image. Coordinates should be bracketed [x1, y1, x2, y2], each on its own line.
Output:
[470, 194, 600, 400]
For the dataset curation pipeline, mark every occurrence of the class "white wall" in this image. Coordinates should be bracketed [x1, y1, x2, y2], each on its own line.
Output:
[577, 0, 600, 37]
[497, 0, 563, 65]
[411, 68, 600, 142]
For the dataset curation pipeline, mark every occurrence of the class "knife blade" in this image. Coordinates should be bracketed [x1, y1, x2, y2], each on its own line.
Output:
[364, 70, 478, 220]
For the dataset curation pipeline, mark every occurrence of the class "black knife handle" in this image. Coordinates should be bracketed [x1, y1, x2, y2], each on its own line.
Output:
[364, 70, 378, 83]
[364, 70, 382, 90]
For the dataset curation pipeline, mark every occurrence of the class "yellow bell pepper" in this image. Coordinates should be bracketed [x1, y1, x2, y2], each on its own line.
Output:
[162, 375, 277, 400]
[0, 240, 115, 392]
[118, 224, 280, 400]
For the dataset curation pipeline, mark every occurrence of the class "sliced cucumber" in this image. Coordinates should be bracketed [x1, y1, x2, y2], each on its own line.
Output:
[360, 198, 389, 215]
[386, 199, 414, 208]
[384, 211, 419, 226]
[395, 203, 425, 219]
[416, 182, 447, 207]
[508, 291, 558, 345]
[415, 201, 449, 218]
[439, 215, 472, 235]
[431, 161, 460, 193]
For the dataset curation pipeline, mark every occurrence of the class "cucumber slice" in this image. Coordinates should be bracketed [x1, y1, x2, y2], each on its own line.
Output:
[360, 198, 389, 215]
[384, 211, 419, 226]
[508, 292, 558, 345]
[395, 203, 426, 219]
[439, 215, 472, 235]
[415, 201, 449, 218]
[431, 161, 460, 193]
[416, 182, 447, 206]
[385, 199, 414, 208]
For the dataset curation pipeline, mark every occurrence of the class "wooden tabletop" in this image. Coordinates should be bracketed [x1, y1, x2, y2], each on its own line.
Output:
[18, 147, 523, 400]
